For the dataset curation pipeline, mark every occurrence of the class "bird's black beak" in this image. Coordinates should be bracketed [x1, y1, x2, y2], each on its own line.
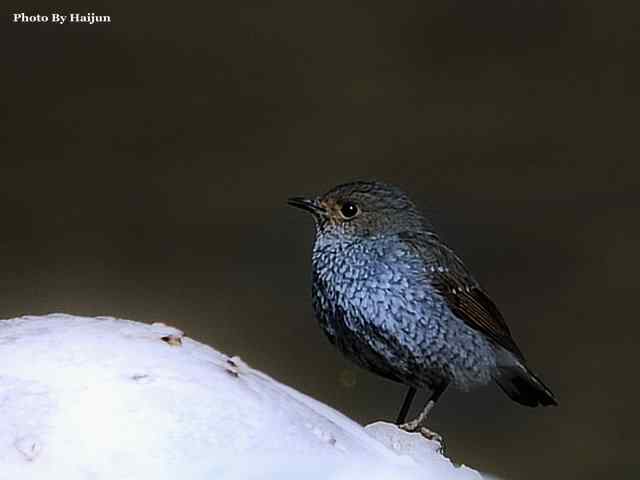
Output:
[287, 197, 326, 216]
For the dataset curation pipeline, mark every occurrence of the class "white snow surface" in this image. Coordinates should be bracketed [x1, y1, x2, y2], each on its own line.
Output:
[0, 314, 482, 480]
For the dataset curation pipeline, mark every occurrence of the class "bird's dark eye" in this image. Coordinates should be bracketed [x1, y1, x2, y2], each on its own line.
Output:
[339, 202, 359, 219]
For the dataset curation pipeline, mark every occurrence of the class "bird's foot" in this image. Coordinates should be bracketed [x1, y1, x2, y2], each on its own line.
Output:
[417, 427, 444, 447]
[398, 399, 445, 450]
[398, 417, 422, 432]
[399, 422, 445, 451]
[398, 399, 434, 431]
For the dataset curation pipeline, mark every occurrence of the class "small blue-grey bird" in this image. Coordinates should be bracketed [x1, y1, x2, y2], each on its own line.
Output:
[288, 181, 556, 437]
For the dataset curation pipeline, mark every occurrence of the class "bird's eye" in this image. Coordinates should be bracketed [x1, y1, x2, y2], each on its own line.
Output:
[339, 202, 359, 219]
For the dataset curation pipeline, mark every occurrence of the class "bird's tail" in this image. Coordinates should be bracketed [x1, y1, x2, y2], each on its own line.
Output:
[495, 362, 557, 407]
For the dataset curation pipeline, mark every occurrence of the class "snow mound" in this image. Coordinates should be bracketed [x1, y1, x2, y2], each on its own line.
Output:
[0, 314, 482, 480]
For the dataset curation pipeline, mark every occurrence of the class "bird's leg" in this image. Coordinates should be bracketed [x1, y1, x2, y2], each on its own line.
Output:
[396, 387, 417, 424]
[400, 398, 436, 431]
[399, 382, 448, 445]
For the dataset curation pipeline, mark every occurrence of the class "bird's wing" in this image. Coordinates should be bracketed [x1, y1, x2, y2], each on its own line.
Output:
[399, 231, 525, 361]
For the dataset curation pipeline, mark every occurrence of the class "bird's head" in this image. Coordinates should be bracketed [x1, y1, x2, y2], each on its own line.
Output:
[288, 181, 426, 239]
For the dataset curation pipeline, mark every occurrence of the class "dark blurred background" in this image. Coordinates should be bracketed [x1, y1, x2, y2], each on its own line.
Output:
[3, 1, 639, 478]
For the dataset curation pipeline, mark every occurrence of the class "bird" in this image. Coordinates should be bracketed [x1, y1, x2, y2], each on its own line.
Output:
[288, 180, 557, 439]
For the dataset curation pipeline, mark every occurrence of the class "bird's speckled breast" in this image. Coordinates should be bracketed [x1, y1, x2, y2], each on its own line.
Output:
[311, 233, 496, 389]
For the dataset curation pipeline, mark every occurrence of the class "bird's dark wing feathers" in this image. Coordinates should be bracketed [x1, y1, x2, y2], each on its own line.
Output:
[399, 231, 525, 361]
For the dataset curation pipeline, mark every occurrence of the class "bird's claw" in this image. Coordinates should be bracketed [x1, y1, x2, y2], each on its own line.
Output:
[399, 422, 445, 452]
[417, 427, 444, 449]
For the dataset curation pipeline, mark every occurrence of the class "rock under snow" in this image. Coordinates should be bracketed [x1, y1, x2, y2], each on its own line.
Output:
[0, 314, 482, 479]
